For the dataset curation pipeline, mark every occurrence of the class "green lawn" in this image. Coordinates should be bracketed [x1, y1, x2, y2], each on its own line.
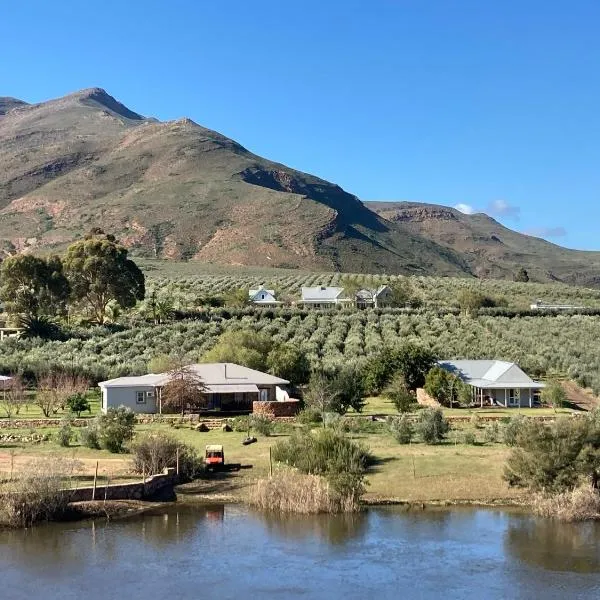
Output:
[0, 393, 101, 420]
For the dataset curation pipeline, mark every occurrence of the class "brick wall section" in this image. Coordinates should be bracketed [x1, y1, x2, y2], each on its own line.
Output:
[416, 388, 441, 408]
[67, 468, 178, 502]
[252, 400, 301, 417]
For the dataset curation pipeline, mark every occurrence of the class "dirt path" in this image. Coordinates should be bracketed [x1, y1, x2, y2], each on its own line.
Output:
[562, 380, 600, 411]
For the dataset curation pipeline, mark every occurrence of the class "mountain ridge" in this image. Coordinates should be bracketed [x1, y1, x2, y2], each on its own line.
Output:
[0, 87, 599, 285]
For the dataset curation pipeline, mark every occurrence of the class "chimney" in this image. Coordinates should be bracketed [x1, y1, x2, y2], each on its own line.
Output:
[224, 363, 228, 379]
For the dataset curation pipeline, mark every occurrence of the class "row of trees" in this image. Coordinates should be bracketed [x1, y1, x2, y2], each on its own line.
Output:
[0, 230, 145, 325]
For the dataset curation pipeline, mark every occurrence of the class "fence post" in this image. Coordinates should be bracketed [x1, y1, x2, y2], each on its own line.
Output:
[269, 446, 273, 478]
[176, 447, 180, 477]
[92, 460, 99, 501]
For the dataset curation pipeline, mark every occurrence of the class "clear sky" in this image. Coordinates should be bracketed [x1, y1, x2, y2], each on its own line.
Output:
[2, 1, 599, 249]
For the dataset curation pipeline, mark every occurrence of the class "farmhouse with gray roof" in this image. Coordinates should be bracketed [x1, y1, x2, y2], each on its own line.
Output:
[438, 359, 546, 408]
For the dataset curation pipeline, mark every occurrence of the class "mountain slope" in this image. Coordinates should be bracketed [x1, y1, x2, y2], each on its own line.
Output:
[0, 88, 469, 276]
[366, 201, 600, 285]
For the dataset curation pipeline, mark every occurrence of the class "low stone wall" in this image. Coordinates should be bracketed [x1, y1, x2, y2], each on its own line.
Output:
[416, 388, 441, 408]
[0, 418, 90, 429]
[67, 468, 178, 502]
[252, 400, 301, 418]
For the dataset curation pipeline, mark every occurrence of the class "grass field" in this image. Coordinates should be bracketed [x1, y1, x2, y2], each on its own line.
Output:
[0, 418, 527, 504]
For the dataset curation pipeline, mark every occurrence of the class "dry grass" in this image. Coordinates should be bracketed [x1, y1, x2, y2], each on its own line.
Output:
[533, 484, 600, 521]
[249, 469, 359, 513]
[0, 456, 83, 527]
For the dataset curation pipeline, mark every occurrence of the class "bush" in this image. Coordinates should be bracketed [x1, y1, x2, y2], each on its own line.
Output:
[415, 408, 449, 444]
[272, 428, 371, 508]
[533, 484, 600, 521]
[94, 406, 135, 453]
[388, 415, 413, 444]
[79, 425, 100, 449]
[296, 407, 323, 425]
[462, 431, 477, 445]
[55, 419, 73, 447]
[483, 421, 500, 443]
[384, 374, 415, 413]
[470, 414, 481, 429]
[66, 393, 90, 417]
[131, 432, 200, 480]
[503, 415, 527, 446]
[228, 416, 251, 433]
[250, 414, 274, 437]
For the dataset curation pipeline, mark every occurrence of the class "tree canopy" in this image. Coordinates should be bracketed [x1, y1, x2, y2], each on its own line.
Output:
[63, 235, 145, 323]
[0, 254, 69, 318]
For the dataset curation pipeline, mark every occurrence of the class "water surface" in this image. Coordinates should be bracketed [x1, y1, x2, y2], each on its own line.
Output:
[1, 504, 599, 599]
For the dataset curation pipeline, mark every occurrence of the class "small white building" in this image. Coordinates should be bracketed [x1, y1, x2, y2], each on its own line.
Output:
[530, 300, 584, 311]
[300, 286, 353, 309]
[438, 359, 546, 408]
[98, 363, 290, 414]
[249, 285, 281, 307]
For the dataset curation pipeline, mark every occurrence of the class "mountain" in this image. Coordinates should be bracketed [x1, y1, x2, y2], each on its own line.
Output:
[366, 201, 600, 286]
[0, 88, 470, 276]
[1, 88, 599, 285]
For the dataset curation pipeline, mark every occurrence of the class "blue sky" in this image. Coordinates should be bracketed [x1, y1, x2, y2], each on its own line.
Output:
[2, 1, 599, 249]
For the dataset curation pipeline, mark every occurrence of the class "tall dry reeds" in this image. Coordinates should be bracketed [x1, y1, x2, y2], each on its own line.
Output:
[0, 457, 82, 527]
[533, 484, 600, 522]
[249, 469, 361, 514]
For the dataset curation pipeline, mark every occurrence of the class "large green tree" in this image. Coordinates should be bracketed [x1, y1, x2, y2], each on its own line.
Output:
[63, 236, 145, 324]
[0, 254, 69, 318]
[202, 329, 271, 371]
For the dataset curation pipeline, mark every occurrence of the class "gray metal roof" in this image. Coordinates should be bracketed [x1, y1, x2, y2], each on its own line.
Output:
[301, 286, 347, 302]
[438, 360, 545, 389]
[99, 363, 289, 388]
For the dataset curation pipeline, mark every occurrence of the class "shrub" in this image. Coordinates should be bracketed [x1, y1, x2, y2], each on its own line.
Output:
[483, 421, 500, 443]
[66, 393, 90, 417]
[228, 416, 251, 433]
[296, 407, 323, 425]
[462, 431, 477, 445]
[415, 408, 449, 444]
[503, 414, 527, 446]
[272, 428, 371, 508]
[55, 419, 73, 447]
[131, 432, 200, 480]
[384, 374, 415, 413]
[94, 406, 136, 453]
[79, 425, 100, 449]
[250, 414, 274, 437]
[388, 415, 413, 444]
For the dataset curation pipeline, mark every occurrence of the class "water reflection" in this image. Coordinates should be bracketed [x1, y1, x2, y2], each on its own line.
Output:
[255, 510, 369, 545]
[505, 515, 600, 573]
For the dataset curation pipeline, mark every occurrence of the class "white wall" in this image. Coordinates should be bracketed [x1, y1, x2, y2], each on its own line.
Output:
[101, 385, 157, 414]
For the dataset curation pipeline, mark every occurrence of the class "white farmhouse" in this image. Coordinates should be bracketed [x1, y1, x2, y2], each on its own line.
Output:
[249, 285, 281, 306]
[300, 286, 353, 309]
[99, 363, 290, 414]
[438, 359, 546, 408]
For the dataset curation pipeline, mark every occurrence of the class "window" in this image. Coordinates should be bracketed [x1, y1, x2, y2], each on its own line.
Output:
[136, 391, 146, 404]
[259, 389, 269, 401]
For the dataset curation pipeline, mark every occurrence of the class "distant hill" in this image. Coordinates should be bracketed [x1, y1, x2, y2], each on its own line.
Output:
[366, 201, 600, 286]
[0, 88, 469, 277]
[1, 88, 600, 285]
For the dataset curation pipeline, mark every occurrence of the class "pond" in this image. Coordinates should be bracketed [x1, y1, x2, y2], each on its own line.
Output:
[1, 504, 600, 599]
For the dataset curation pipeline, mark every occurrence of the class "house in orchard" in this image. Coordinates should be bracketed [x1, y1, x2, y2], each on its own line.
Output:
[299, 286, 353, 309]
[99, 363, 290, 414]
[438, 359, 546, 408]
[355, 285, 394, 309]
[249, 285, 281, 307]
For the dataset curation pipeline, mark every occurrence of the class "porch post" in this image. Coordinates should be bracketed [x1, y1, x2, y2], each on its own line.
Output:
[529, 389, 532, 408]
[504, 388, 507, 408]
